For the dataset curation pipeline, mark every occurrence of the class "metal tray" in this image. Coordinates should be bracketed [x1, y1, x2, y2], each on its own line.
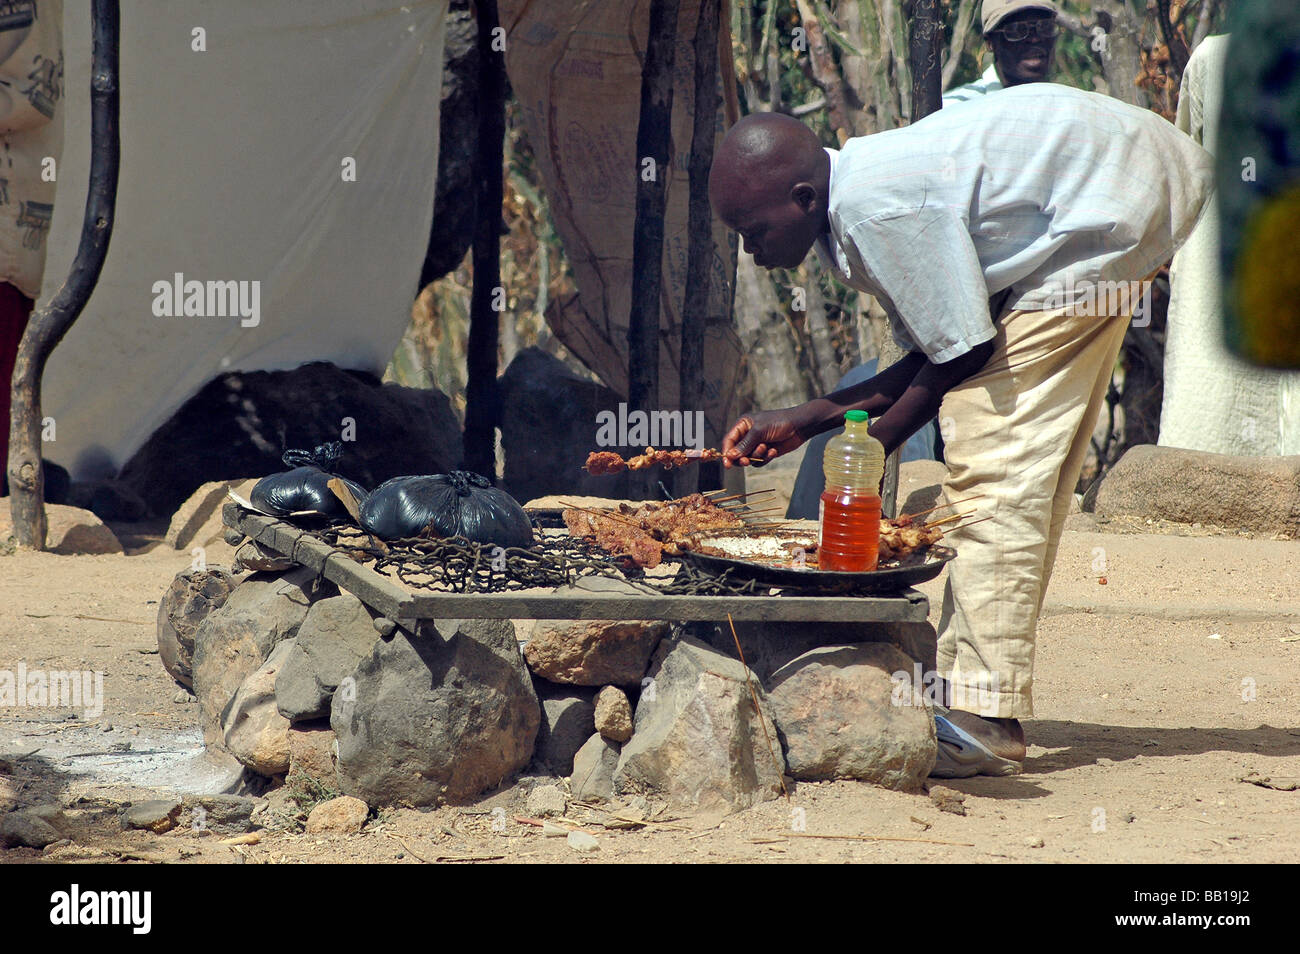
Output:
[678, 544, 956, 593]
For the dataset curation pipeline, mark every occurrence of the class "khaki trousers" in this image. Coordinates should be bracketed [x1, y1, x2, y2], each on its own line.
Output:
[935, 278, 1151, 719]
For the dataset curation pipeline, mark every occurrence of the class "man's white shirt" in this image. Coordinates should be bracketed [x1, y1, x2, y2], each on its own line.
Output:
[941, 63, 1004, 105]
[814, 84, 1214, 363]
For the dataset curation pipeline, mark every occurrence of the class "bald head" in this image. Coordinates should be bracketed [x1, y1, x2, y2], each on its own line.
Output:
[709, 113, 831, 270]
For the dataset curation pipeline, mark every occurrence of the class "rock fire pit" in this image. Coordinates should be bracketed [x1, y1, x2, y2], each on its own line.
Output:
[152, 504, 940, 818]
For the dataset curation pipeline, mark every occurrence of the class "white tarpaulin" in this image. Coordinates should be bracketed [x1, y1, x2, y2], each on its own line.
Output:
[40, 0, 449, 479]
[1160, 34, 1300, 455]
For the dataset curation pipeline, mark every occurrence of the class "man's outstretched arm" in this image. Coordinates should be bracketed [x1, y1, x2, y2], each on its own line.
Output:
[723, 339, 996, 464]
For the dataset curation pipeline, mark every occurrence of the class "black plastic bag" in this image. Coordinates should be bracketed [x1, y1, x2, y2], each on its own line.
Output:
[250, 443, 368, 518]
[359, 471, 534, 547]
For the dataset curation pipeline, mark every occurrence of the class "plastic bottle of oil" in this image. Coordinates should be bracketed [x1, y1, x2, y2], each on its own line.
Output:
[819, 410, 884, 571]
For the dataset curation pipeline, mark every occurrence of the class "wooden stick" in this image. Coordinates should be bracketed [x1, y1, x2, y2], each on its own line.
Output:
[772, 832, 975, 847]
[557, 502, 646, 533]
[714, 497, 777, 508]
[897, 494, 985, 523]
[943, 515, 994, 534]
[728, 613, 789, 801]
[923, 510, 976, 530]
[706, 488, 777, 504]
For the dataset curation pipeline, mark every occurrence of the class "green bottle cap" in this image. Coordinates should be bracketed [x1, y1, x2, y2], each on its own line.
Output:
[844, 410, 869, 423]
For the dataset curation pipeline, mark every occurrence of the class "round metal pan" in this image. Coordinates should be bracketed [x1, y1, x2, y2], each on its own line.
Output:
[678, 544, 956, 593]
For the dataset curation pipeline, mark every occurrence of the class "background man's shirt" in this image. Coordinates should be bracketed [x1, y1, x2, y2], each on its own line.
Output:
[941, 63, 1003, 105]
[815, 84, 1214, 363]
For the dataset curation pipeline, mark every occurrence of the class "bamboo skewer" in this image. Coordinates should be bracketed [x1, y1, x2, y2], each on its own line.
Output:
[556, 502, 647, 534]
[921, 509, 976, 530]
[728, 613, 789, 802]
[941, 514, 993, 535]
[704, 488, 777, 505]
[723, 505, 785, 517]
[895, 493, 985, 524]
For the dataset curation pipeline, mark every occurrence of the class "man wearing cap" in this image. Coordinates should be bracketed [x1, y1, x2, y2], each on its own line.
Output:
[710, 87, 1214, 778]
[944, 0, 1059, 105]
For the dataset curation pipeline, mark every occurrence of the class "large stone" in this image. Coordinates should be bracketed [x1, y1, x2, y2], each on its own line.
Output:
[614, 635, 785, 814]
[305, 796, 368, 834]
[156, 567, 241, 688]
[193, 567, 332, 746]
[116, 362, 462, 518]
[532, 684, 596, 774]
[275, 594, 378, 722]
[569, 733, 620, 803]
[524, 618, 669, 687]
[331, 618, 540, 807]
[1093, 444, 1300, 536]
[164, 478, 259, 550]
[525, 784, 567, 818]
[498, 347, 639, 503]
[698, 619, 937, 682]
[122, 799, 182, 834]
[0, 502, 121, 555]
[0, 809, 62, 849]
[179, 794, 258, 835]
[222, 640, 297, 777]
[287, 722, 338, 788]
[767, 643, 936, 790]
[594, 686, 633, 743]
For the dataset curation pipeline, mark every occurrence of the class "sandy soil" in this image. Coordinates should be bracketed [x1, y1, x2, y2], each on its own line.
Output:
[1, 517, 1297, 865]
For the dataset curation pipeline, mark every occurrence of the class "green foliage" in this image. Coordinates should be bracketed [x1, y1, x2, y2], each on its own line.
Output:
[285, 768, 343, 826]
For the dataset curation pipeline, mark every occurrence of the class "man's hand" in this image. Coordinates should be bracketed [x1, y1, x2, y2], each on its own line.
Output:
[722, 407, 814, 467]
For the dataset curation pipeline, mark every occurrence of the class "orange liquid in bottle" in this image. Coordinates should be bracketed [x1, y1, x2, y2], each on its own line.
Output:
[819, 489, 881, 571]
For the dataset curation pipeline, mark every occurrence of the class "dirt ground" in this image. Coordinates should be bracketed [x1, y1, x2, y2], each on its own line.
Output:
[1, 514, 1297, 865]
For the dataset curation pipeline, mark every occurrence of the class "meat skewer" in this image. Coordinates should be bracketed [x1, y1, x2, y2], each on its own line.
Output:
[584, 447, 726, 474]
[560, 493, 746, 568]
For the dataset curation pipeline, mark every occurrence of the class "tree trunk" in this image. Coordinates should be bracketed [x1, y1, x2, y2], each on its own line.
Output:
[794, 0, 854, 141]
[676, 0, 722, 497]
[627, 0, 680, 497]
[908, 0, 944, 121]
[854, 294, 881, 365]
[880, 0, 913, 122]
[802, 275, 840, 393]
[1093, 0, 1151, 108]
[8, 0, 120, 550]
[734, 252, 808, 410]
[463, 0, 507, 480]
[942, 0, 980, 90]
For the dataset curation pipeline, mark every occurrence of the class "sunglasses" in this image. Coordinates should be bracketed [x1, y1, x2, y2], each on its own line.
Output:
[994, 19, 1059, 42]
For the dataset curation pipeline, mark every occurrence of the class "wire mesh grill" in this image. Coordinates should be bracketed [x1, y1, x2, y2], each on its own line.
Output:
[310, 521, 769, 596]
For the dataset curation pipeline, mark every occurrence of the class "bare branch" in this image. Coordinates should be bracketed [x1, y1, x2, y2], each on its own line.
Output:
[790, 97, 828, 116]
[1191, 0, 1218, 49]
[794, 0, 854, 140]
[1056, 10, 1092, 39]
[942, 0, 980, 91]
